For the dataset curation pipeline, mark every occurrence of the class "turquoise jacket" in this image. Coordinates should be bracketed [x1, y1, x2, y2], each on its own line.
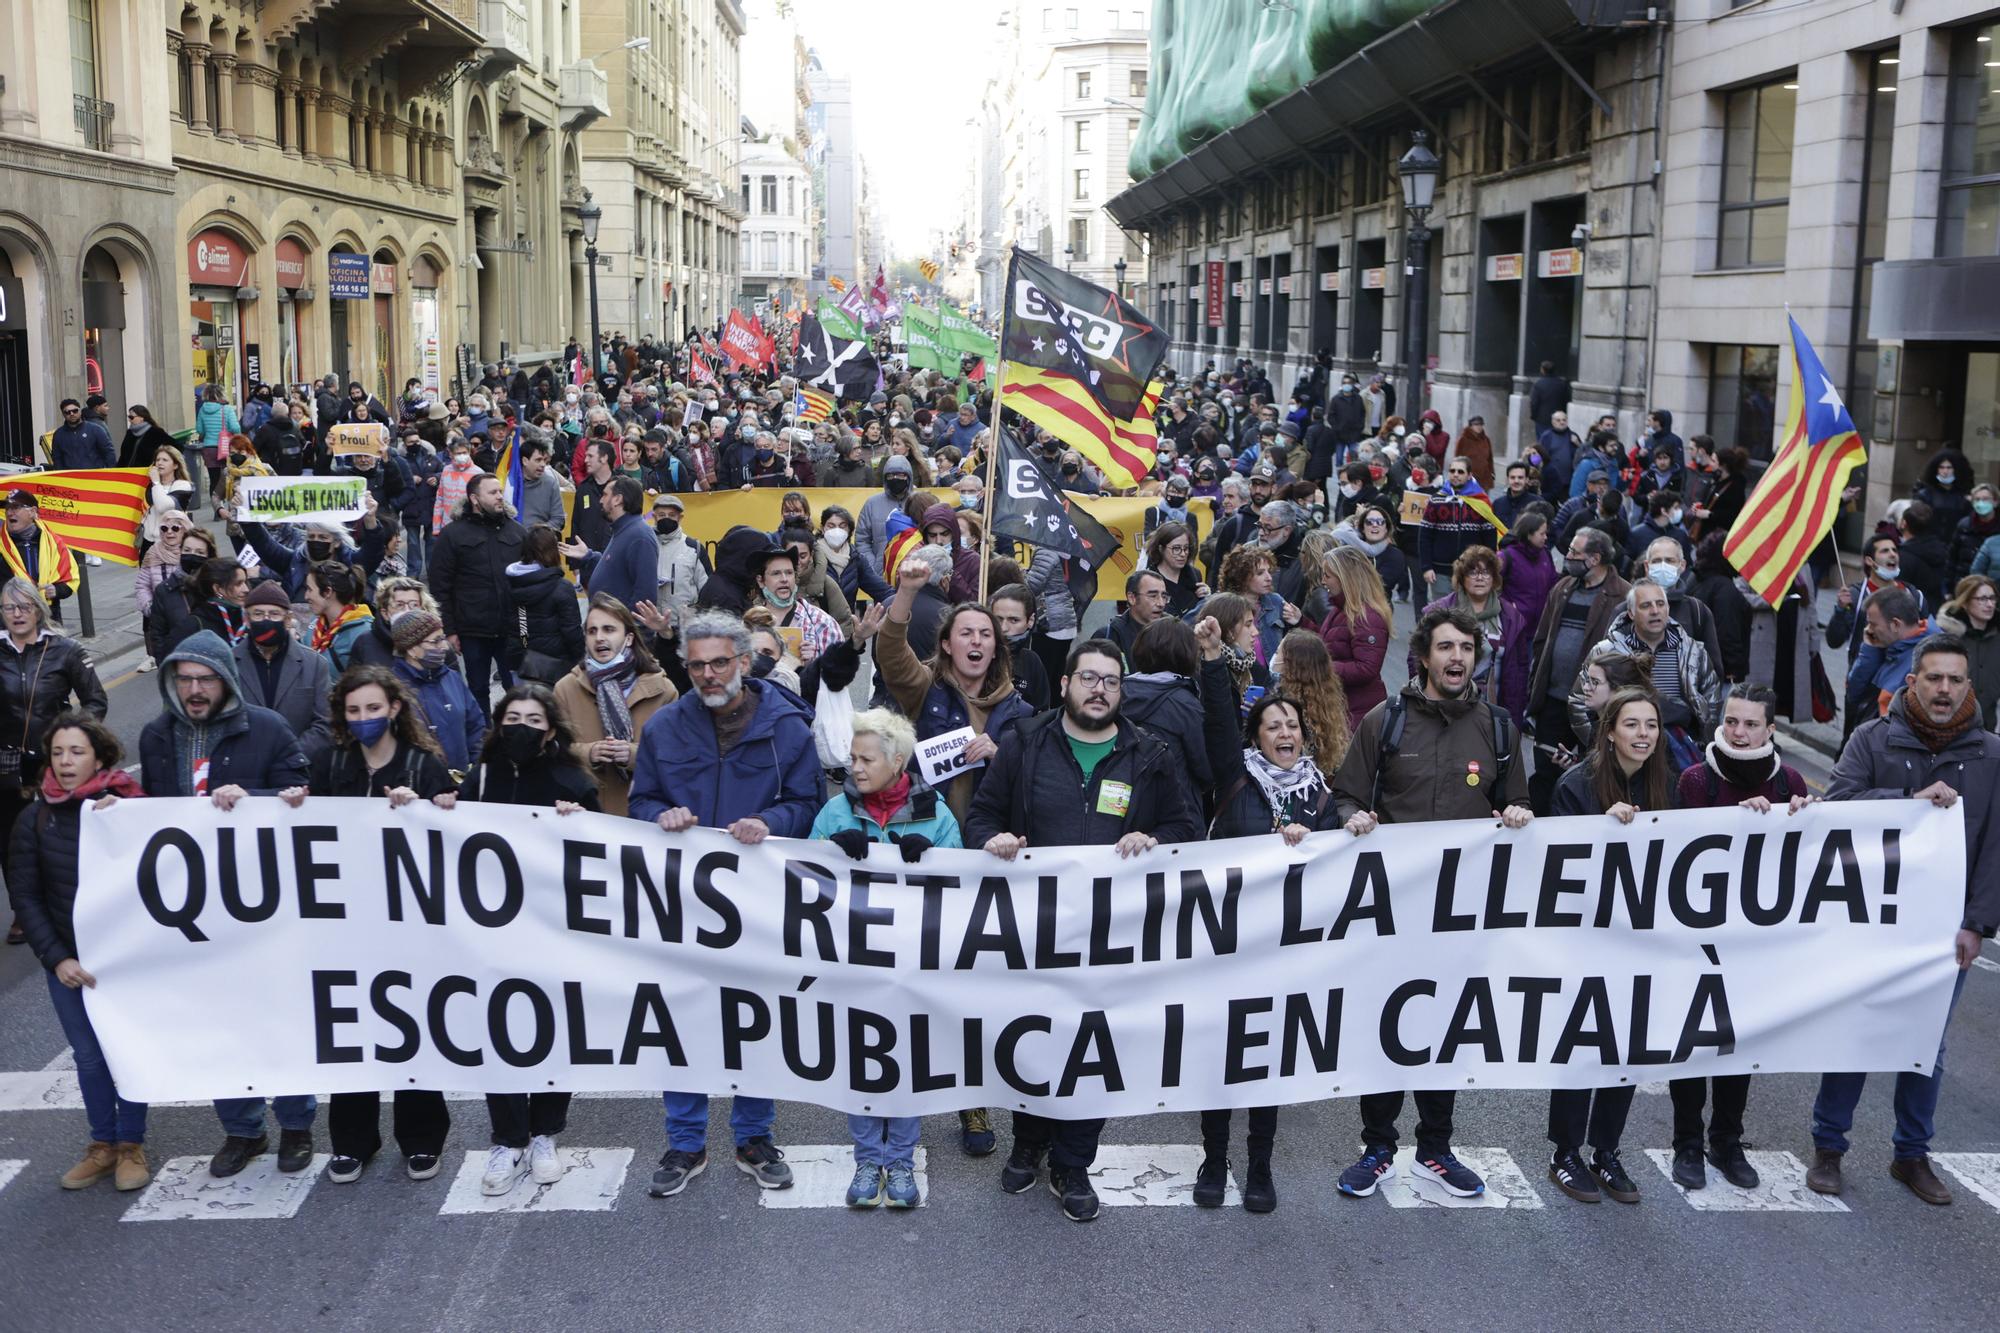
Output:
[809, 775, 964, 848]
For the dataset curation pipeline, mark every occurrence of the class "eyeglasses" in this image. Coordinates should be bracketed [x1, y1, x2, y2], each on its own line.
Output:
[174, 671, 221, 686]
[687, 654, 741, 678]
[1256, 522, 1286, 535]
[1072, 669, 1122, 691]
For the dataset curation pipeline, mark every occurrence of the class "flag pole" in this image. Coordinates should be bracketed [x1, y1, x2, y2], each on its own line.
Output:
[978, 354, 1006, 603]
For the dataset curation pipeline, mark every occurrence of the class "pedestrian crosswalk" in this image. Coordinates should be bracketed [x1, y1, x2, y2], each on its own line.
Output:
[0, 1142, 1990, 1222]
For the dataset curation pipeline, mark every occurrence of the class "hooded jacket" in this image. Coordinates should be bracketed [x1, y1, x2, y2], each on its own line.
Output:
[507, 561, 586, 669]
[856, 469, 914, 575]
[1121, 669, 1215, 797]
[1829, 688, 2000, 937]
[391, 655, 488, 770]
[138, 630, 309, 797]
[696, 525, 777, 614]
[1643, 408, 1684, 471]
[627, 675, 822, 835]
[1915, 447, 1974, 540]
[921, 502, 981, 604]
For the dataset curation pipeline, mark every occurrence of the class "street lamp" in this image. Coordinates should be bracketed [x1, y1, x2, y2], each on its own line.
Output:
[1064, 243, 1075, 271]
[579, 190, 603, 379]
[1113, 255, 1127, 300]
[1397, 129, 1440, 422]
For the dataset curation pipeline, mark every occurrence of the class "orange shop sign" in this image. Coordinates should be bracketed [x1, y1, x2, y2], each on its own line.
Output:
[188, 229, 252, 287]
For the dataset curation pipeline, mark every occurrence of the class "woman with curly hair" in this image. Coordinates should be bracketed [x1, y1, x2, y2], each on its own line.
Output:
[1270, 629, 1351, 773]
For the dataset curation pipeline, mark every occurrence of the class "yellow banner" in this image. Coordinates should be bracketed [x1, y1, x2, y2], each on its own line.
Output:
[556, 487, 1158, 601]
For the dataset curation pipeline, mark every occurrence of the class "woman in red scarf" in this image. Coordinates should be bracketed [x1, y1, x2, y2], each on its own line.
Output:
[7, 711, 149, 1192]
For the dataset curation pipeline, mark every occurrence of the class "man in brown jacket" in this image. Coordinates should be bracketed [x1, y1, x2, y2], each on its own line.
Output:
[1525, 526, 1630, 813]
[1329, 607, 1532, 1203]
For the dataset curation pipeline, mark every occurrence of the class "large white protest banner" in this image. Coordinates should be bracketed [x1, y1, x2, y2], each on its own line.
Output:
[76, 797, 1960, 1116]
[231, 474, 367, 525]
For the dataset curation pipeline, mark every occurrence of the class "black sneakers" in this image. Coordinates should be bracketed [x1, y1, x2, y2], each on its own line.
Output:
[649, 1148, 708, 1197]
[276, 1129, 314, 1174]
[1241, 1157, 1277, 1213]
[1192, 1152, 1229, 1208]
[208, 1135, 267, 1179]
[1592, 1151, 1640, 1204]
[1672, 1146, 1706, 1190]
[999, 1141, 1044, 1194]
[733, 1137, 794, 1189]
[1048, 1165, 1100, 1222]
[1549, 1148, 1601, 1203]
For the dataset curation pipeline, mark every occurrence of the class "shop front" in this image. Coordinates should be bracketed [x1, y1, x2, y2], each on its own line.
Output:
[411, 256, 442, 396]
[188, 227, 254, 410]
[327, 248, 369, 388]
[371, 253, 398, 403]
[274, 236, 310, 391]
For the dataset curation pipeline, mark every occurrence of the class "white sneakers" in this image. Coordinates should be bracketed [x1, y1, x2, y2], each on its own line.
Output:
[483, 1136, 566, 1196]
[528, 1135, 566, 1185]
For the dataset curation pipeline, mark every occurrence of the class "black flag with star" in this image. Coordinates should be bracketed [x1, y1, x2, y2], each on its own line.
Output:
[1000, 246, 1168, 423]
[988, 426, 1118, 612]
[793, 312, 880, 402]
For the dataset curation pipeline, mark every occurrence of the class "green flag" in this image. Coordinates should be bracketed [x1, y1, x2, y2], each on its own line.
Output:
[939, 303, 998, 360]
[819, 298, 863, 341]
[903, 306, 949, 373]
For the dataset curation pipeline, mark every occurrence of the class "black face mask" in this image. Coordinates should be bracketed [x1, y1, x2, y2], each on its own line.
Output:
[305, 542, 334, 562]
[496, 723, 546, 765]
[180, 552, 207, 575]
[886, 476, 910, 498]
[250, 622, 288, 651]
[1062, 465, 1080, 477]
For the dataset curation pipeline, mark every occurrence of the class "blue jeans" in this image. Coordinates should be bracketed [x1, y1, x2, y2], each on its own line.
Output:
[46, 971, 146, 1144]
[403, 519, 428, 577]
[847, 1115, 920, 1169]
[661, 1092, 774, 1153]
[459, 634, 512, 709]
[213, 1093, 318, 1138]
[1812, 967, 1968, 1159]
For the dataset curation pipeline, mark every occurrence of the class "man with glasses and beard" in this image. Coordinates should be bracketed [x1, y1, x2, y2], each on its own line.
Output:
[964, 638, 1204, 1223]
[628, 610, 822, 1202]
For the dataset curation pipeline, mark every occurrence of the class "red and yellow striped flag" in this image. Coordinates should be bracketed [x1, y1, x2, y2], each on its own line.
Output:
[918, 259, 941, 283]
[3, 467, 149, 567]
[999, 366, 1164, 490]
[1724, 315, 1868, 608]
[828, 275, 848, 293]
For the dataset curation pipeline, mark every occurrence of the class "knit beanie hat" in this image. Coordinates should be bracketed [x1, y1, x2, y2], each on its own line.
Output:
[391, 609, 443, 656]
[244, 580, 291, 611]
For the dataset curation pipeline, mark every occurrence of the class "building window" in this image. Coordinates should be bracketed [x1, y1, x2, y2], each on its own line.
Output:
[1850, 58, 1897, 412]
[1065, 8, 1078, 27]
[786, 177, 795, 215]
[1069, 217, 1089, 260]
[1074, 168, 1090, 199]
[1076, 71, 1092, 99]
[1717, 78, 1796, 268]
[1042, 7, 1052, 28]
[762, 233, 778, 269]
[176, 48, 193, 122]
[68, 0, 101, 124]
[1129, 69, 1146, 98]
[1943, 23, 2000, 255]
[759, 175, 777, 213]
[1127, 117, 1139, 144]
[741, 174, 750, 211]
[1074, 119, 1089, 151]
[1707, 343, 1782, 463]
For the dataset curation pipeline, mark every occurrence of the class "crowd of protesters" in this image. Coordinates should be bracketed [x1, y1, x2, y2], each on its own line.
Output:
[7, 334, 1993, 1219]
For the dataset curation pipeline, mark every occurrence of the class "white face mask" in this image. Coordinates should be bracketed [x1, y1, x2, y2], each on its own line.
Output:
[1668, 507, 1684, 526]
[1340, 483, 1361, 499]
[1647, 562, 1679, 589]
[823, 527, 850, 550]
[1875, 562, 1900, 581]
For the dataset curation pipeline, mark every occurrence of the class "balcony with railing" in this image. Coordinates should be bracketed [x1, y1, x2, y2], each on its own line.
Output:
[73, 95, 114, 152]
[474, 0, 531, 73]
[558, 61, 609, 131]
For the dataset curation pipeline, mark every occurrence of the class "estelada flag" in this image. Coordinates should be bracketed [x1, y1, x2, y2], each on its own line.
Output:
[882, 509, 922, 584]
[1724, 314, 1868, 608]
[2, 468, 146, 568]
[1000, 366, 1164, 490]
[796, 387, 835, 424]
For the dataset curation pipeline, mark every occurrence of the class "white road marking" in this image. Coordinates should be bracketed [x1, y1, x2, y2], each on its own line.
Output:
[1933, 1153, 2000, 1211]
[1378, 1147, 1543, 1210]
[0, 1159, 26, 1196]
[123, 1154, 330, 1221]
[1086, 1143, 1238, 1206]
[43, 1048, 75, 1071]
[758, 1144, 931, 1209]
[0, 1071, 83, 1110]
[438, 1147, 634, 1215]
[1972, 957, 2000, 974]
[1642, 1149, 1849, 1212]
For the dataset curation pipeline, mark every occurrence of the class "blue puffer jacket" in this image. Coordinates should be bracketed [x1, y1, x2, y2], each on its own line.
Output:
[391, 657, 488, 770]
[628, 676, 822, 836]
[808, 774, 963, 848]
[137, 630, 310, 796]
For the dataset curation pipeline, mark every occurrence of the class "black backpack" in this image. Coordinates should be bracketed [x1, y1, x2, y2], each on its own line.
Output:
[1369, 694, 1514, 814]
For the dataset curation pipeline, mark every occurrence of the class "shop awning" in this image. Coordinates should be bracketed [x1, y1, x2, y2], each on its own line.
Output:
[1106, 0, 1649, 229]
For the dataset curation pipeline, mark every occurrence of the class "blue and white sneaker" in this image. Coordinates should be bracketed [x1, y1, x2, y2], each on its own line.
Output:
[846, 1164, 885, 1207]
[1411, 1150, 1485, 1197]
[1336, 1147, 1397, 1197]
[884, 1162, 921, 1208]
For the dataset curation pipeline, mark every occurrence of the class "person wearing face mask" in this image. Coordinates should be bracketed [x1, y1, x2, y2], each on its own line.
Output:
[1526, 527, 1630, 814]
[388, 610, 487, 771]
[142, 526, 220, 664]
[278, 666, 456, 1185]
[856, 455, 915, 580]
[647, 494, 710, 630]
[987, 584, 1051, 709]
[825, 437, 873, 489]
[1331, 462, 1378, 525]
[447, 682, 599, 1196]
[431, 439, 483, 535]
[134, 473, 195, 627]
[230, 579, 332, 759]
[219, 435, 275, 510]
[750, 546, 842, 663]
[1056, 450, 1100, 496]
[1624, 488, 1693, 569]
[918, 502, 981, 603]
[1913, 448, 1973, 539]
[1636, 535, 1730, 676]
[1950, 483, 2000, 587]
[1570, 581, 1720, 775]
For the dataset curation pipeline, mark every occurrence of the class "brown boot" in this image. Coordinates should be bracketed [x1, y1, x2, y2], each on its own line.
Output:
[1805, 1148, 1843, 1195]
[113, 1143, 151, 1192]
[59, 1142, 117, 1190]
[1890, 1155, 1953, 1205]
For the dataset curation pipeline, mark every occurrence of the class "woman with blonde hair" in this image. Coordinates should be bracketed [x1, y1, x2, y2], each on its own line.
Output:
[1315, 543, 1391, 727]
[882, 428, 935, 488]
[1271, 629, 1351, 773]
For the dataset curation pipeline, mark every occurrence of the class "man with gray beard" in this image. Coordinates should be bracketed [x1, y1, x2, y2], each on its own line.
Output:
[627, 610, 822, 1201]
